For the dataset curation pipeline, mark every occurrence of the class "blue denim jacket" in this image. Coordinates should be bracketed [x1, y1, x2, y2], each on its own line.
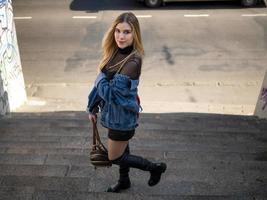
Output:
[87, 72, 141, 131]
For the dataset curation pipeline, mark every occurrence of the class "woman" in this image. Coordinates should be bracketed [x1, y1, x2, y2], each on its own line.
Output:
[87, 12, 167, 193]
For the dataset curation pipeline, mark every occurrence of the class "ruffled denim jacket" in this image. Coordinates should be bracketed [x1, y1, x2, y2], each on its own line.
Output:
[86, 72, 141, 131]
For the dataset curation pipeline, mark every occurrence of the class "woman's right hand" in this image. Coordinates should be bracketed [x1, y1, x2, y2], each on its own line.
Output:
[88, 113, 97, 123]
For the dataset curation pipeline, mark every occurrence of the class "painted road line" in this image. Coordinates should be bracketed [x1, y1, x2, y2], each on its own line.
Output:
[242, 14, 267, 17]
[136, 15, 152, 18]
[72, 16, 97, 19]
[27, 99, 46, 106]
[184, 14, 209, 17]
[14, 16, 32, 20]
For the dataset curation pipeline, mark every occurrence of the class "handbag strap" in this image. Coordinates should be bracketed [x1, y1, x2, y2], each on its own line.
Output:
[92, 121, 97, 146]
[116, 50, 137, 74]
[92, 121, 108, 152]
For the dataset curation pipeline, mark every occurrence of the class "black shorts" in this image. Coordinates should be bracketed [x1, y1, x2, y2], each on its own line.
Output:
[108, 129, 135, 141]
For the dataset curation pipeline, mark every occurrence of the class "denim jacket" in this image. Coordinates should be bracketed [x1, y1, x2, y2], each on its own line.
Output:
[87, 72, 141, 131]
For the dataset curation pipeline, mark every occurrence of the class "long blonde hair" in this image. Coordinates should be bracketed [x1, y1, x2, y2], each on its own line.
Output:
[99, 12, 144, 71]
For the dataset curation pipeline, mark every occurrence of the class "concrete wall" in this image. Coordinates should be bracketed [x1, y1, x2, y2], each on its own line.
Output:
[254, 71, 267, 119]
[0, 0, 26, 115]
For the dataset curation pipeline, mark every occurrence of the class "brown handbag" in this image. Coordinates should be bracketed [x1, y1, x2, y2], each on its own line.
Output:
[90, 121, 112, 168]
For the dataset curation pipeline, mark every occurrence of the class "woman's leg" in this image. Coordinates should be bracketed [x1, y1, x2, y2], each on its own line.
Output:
[107, 142, 131, 193]
[107, 139, 129, 161]
[112, 152, 166, 187]
[108, 139, 167, 190]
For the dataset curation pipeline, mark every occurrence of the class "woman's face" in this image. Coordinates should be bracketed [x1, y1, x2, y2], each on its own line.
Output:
[114, 22, 134, 49]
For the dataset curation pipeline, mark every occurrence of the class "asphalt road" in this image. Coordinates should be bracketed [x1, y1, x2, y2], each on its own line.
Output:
[13, 0, 267, 114]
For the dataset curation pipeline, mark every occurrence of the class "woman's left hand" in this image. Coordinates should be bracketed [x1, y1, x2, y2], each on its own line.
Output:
[88, 113, 97, 123]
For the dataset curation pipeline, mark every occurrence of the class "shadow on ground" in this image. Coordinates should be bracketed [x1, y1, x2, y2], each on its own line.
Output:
[69, 0, 265, 12]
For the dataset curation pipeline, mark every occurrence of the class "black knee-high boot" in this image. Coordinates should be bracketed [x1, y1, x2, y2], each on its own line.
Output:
[111, 151, 167, 187]
[107, 145, 131, 193]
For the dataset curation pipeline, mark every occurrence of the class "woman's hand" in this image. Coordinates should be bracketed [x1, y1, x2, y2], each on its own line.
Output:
[88, 113, 97, 123]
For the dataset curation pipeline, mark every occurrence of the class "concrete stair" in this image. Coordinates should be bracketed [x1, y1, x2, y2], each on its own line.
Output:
[0, 112, 267, 199]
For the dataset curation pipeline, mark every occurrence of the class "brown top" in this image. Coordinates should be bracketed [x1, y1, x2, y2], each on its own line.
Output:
[102, 45, 142, 80]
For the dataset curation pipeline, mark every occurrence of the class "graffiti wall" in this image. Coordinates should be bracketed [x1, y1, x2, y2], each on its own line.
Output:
[254, 71, 267, 119]
[0, 0, 26, 115]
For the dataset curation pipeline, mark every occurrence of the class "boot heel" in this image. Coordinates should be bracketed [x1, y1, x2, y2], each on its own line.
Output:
[148, 162, 167, 187]
[107, 178, 131, 193]
[161, 163, 167, 173]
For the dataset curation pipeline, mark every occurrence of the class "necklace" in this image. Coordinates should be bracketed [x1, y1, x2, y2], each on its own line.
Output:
[107, 50, 136, 70]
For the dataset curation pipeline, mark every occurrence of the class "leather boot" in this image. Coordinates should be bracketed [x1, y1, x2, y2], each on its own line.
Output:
[112, 153, 167, 187]
[107, 145, 131, 193]
[106, 164, 131, 192]
[148, 162, 167, 186]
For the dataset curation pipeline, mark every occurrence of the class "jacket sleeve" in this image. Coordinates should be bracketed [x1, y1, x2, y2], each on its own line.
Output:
[86, 86, 102, 114]
[95, 72, 139, 112]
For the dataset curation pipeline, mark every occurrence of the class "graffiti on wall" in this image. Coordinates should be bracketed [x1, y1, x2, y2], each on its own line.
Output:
[0, 0, 9, 114]
[0, 0, 26, 114]
[0, 76, 9, 114]
[260, 88, 267, 111]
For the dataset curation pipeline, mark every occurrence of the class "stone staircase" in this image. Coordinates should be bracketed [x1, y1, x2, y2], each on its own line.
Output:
[0, 111, 267, 199]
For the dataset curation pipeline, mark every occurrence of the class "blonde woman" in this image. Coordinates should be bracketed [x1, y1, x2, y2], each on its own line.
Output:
[87, 12, 167, 193]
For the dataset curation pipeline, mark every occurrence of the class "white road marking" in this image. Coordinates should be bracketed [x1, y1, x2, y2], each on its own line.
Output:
[14, 16, 32, 20]
[242, 14, 267, 17]
[27, 100, 46, 106]
[136, 15, 152, 18]
[184, 14, 210, 17]
[72, 16, 97, 19]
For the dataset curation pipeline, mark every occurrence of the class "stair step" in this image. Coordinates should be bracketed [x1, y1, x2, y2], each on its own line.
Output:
[1, 113, 262, 134]
[0, 175, 266, 196]
[2, 129, 266, 143]
[1, 131, 266, 144]
[0, 121, 260, 133]
[0, 154, 46, 165]
[0, 186, 264, 200]
[0, 186, 34, 200]
[0, 140, 265, 153]
[0, 164, 68, 177]
[1, 147, 267, 162]
[0, 153, 266, 170]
